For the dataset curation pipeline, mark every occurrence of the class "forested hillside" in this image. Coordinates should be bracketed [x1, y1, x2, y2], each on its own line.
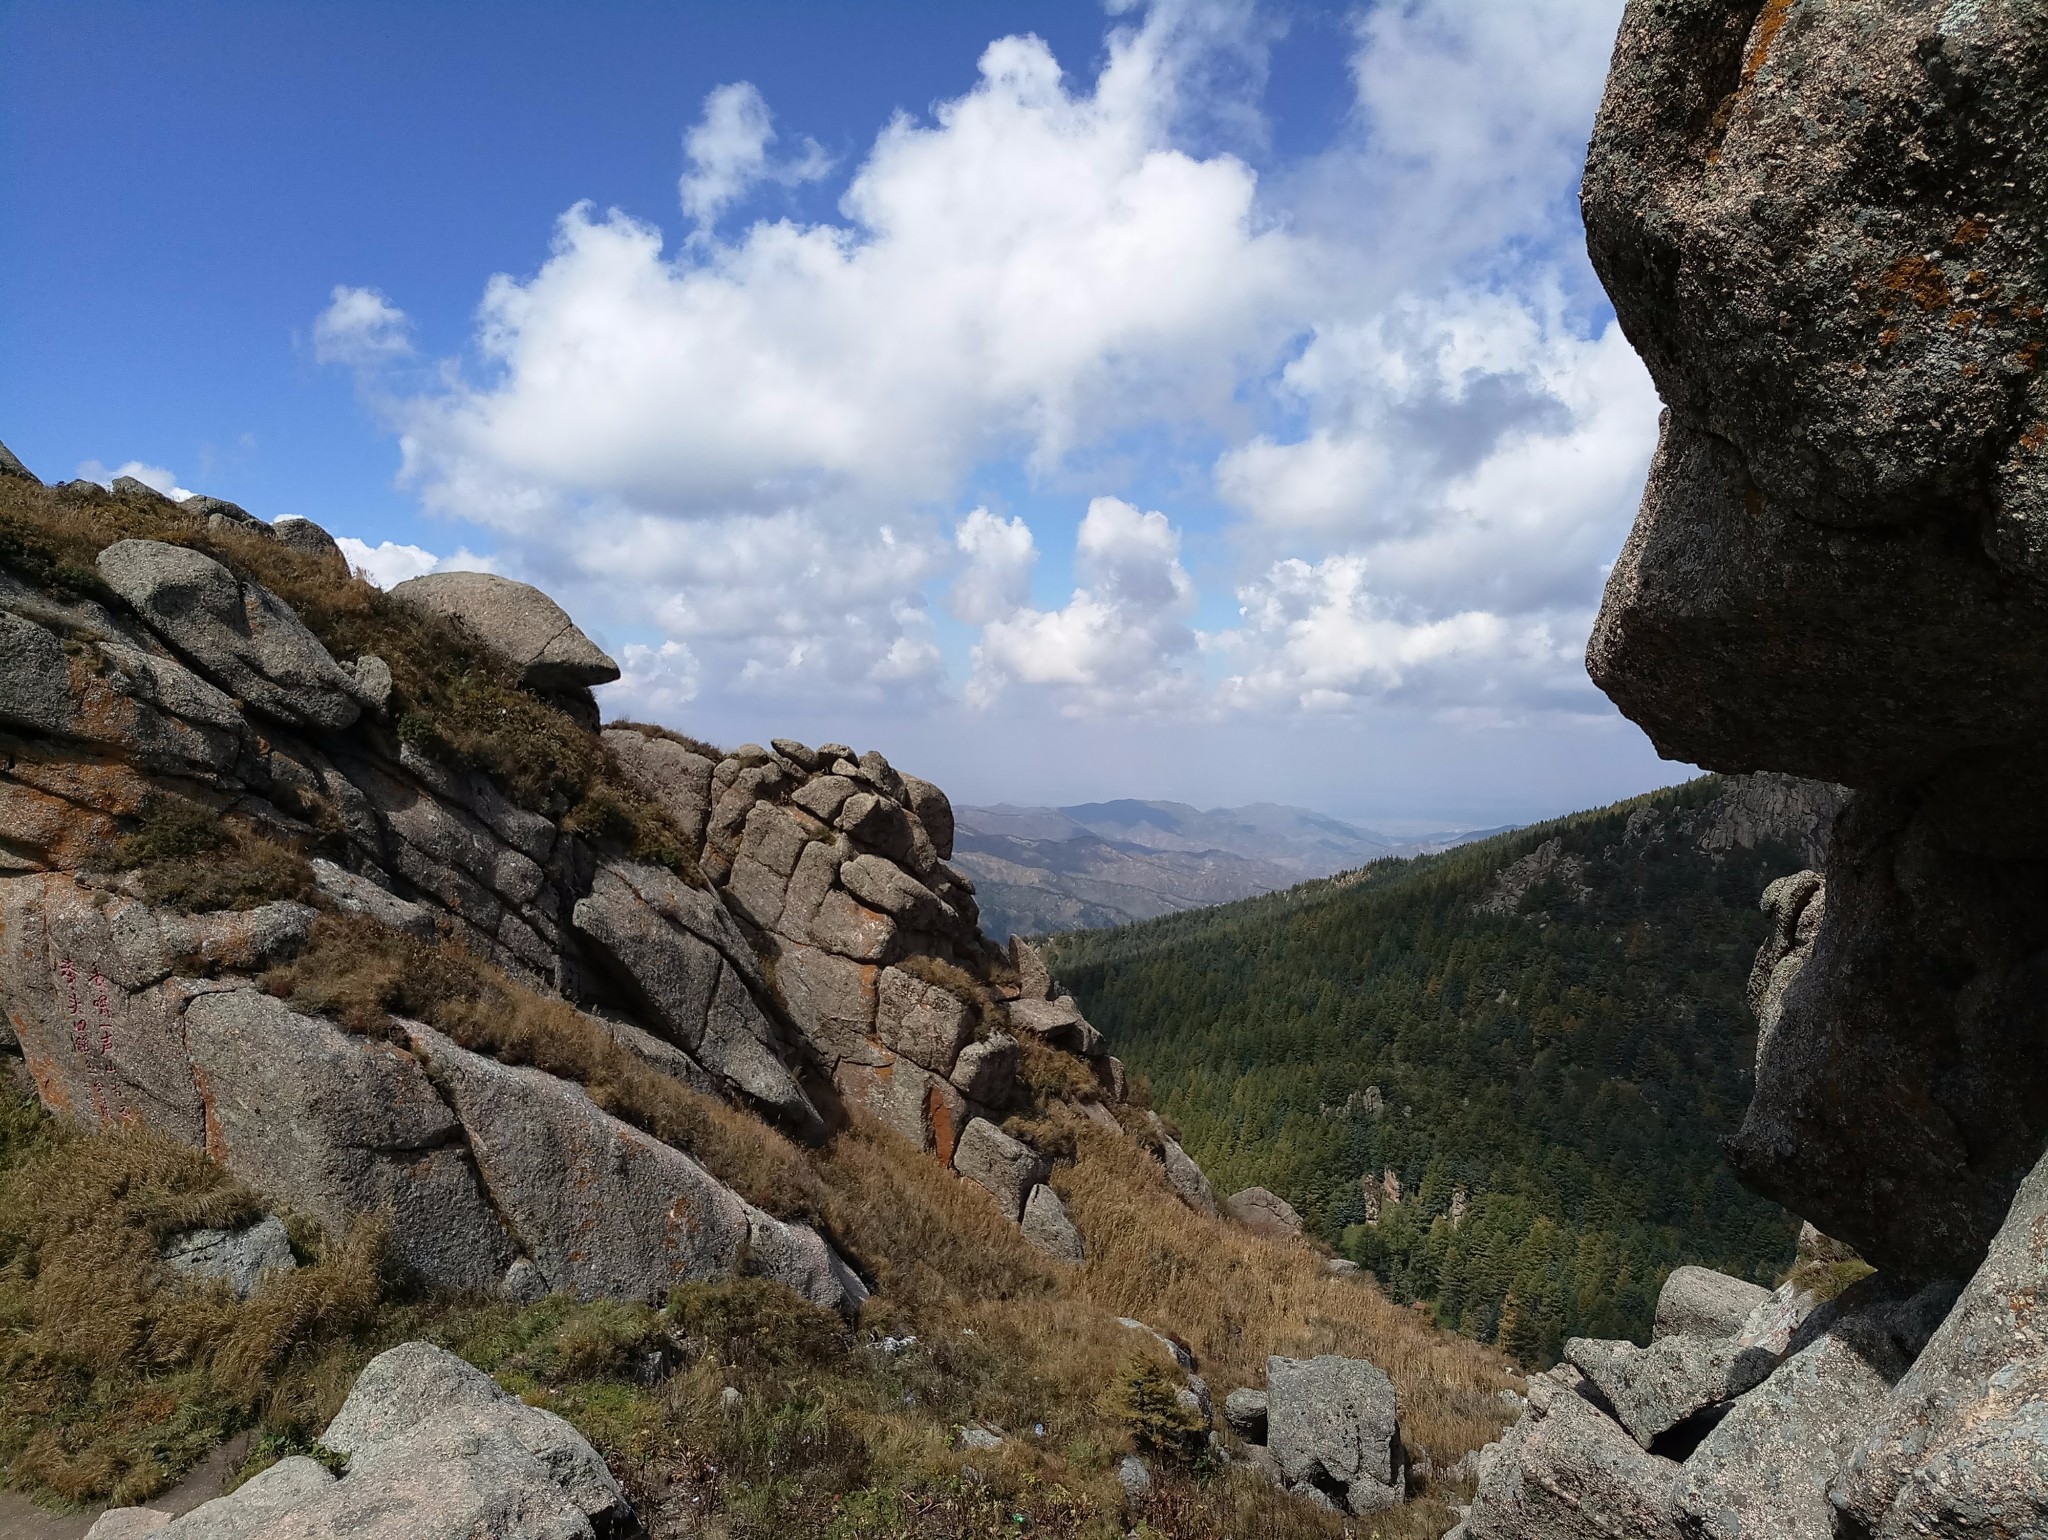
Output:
[1047, 775, 1838, 1365]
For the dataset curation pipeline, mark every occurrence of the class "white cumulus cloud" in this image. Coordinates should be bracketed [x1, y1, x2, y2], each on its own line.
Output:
[313, 285, 414, 367]
[968, 497, 1198, 713]
[679, 81, 831, 227]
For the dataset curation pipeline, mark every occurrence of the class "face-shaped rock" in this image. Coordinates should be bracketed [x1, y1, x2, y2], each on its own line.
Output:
[1583, 0, 2048, 787]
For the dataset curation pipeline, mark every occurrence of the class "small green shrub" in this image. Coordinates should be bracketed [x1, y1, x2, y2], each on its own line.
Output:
[117, 800, 315, 914]
[667, 1279, 845, 1374]
[1104, 1355, 1209, 1464]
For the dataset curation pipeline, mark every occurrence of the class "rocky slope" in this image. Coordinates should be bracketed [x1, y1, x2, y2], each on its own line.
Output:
[1450, 2, 2048, 1535]
[0, 459, 1521, 1537]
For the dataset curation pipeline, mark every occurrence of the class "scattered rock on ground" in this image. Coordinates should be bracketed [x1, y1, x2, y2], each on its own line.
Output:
[1266, 1353, 1405, 1516]
[1224, 1186, 1303, 1238]
[162, 1215, 296, 1299]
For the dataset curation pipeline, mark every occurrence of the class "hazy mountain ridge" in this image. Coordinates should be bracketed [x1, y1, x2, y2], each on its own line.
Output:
[955, 797, 1510, 937]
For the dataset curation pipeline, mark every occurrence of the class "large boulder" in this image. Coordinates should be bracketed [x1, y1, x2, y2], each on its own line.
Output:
[143, 1341, 632, 1538]
[1671, 1276, 1958, 1540]
[1582, 0, 2048, 787]
[404, 1025, 860, 1314]
[1224, 1186, 1303, 1238]
[1581, 0, 2048, 1282]
[1726, 791, 2048, 1276]
[1653, 1265, 1771, 1343]
[95, 539, 364, 731]
[1565, 1332, 1778, 1451]
[952, 1116, 1049, 1221]
[1465, 1367, 1681, 1540]
[1265, 1353, 1405, 1516]
[1834, 1143, 2048, 1538]
[392, 571, 619, 692]
[571, 859, 819, 1136]
[185, 992, 518, 1291]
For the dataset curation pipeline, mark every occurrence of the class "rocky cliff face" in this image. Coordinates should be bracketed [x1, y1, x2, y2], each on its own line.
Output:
[1451, 3, 2048, 1536]
[0, 463, 1126, 1313]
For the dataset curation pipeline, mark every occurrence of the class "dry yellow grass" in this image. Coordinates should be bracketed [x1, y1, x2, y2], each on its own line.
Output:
[1057, 1115, 1523, 1470]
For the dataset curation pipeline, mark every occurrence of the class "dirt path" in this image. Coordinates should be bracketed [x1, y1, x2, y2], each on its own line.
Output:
[0, 1434, 250, 1539]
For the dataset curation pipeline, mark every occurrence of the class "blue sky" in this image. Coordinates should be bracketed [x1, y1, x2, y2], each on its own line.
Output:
[1, 0, 1693, 830]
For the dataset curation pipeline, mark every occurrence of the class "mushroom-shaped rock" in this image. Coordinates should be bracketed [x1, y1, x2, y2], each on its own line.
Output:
[1224, 1186, 1302, 1238]
[1266, 1353, 1405, 1516]
[95, 539, 362, 730]
[1653, 1266, 1772, 1343]
[392, 570, 620, 691]
[953, 1116, 1049, 1221]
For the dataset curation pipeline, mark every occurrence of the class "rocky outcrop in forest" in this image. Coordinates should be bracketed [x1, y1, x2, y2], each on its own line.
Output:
[1457, 1, 2048, 1535]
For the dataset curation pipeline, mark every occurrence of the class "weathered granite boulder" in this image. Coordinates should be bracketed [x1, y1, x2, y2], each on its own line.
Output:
[1465, 1367, 1681, 1540]
[1266, 1353, 1405, 1516]
[142, 1342, 632, 1539]
[187, 992, 517, 1291]
[162, 1214, 296, 1299]
[603, 727, 715, 854]
[571, 859, 820, 1136]
[272, 515, 347, 573]
[1653, 1265, 1772, 1343]
[1146, 1113, 1219, 1216]
[0, 436, 37, 482]
[1583, 0, 2048, 785]
[95, 539, 363, 731]
[1019, 1182, 1085, 1264]
[391, 571, 619, 691]
[1225, 1186, 1303, 1238]
[1671, 1275, 1958, 1540]
[1726, 790, 2048, 1275]
[404, 1025, 861, 1314]
[1564, 1332, 1778, 1451]
[953, 1116, 1049, 1221]
[1834, 1143, 2048, 1538]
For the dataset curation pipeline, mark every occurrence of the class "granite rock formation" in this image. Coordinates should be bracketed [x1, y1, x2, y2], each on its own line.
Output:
[0, 465, 1195, 1322]
[1584, 0, 2048, 1281]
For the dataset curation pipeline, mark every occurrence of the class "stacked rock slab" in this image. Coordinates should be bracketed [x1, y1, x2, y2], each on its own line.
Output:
[1453, 1263, 1962, 1539]
[1582, 0, 2048, 1280]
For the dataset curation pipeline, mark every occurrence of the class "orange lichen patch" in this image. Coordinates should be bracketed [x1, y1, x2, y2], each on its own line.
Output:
[2018, 421, 2048, 453]
[1742, 0, 1797, 84]
[1949, 310, 1980, 335]
[0, 777, 121, 870]
[927, 1081, 959, 1165]
[1882, 253, 1952, 312]
[1951, 215, 1993, 249]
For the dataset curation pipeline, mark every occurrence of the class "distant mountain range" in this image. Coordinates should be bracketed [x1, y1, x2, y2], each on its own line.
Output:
[951, 798, 1512, 937]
